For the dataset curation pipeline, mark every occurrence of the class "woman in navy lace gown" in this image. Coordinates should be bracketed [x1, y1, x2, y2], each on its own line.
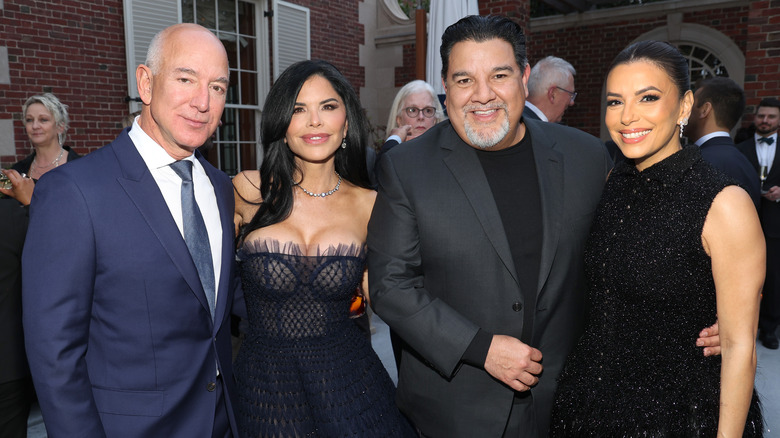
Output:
[550, 41, 764, 436]
[232, 60, 415, 437]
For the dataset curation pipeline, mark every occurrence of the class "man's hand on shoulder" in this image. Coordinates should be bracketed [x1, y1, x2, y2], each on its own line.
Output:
[484, 334, 543, 392]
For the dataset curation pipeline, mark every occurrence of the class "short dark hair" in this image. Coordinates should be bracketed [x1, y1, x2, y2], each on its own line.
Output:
[695, 77, 745, 130]
[609, 40, 689, 99]
[238, 60, 371, 242]
[440, 15, 527, 80]
[757, 97, 780, 112]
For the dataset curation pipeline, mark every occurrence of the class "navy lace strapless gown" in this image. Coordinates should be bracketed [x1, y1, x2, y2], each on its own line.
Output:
[234, 240, 416, 438]
[550, 147, 763, 437]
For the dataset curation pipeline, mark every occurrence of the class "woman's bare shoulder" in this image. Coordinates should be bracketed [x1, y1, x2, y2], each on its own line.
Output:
[233, 170, 261, 201]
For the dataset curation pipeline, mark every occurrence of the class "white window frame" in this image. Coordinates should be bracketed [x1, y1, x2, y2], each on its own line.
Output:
[123, 0, 181, 114]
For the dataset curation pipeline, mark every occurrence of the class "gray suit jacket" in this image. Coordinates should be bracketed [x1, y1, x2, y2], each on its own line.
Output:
[368, 119, 611, 437]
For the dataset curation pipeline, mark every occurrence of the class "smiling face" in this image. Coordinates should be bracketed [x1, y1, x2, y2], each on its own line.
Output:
[24, 103, 64, 149]
[755, 105, 780, 136]
[396, 91, 438, 140]
[605, 60, 693, 171]
[443, 39, 529, 150]
[136, 25, 229, 160]
[285, 75, 348, 165]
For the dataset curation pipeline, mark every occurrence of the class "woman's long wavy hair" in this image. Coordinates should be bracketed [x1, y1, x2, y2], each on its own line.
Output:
[238, 60, 372, 244]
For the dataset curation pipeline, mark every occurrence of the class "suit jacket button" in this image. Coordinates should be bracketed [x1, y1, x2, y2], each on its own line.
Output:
[207, 382, 216, 392]
[512, 302, 523, 312]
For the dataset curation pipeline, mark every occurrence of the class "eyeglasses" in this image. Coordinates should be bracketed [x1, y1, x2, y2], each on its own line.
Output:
[555, 86, 577, 103]
[404, 106, 437, 118]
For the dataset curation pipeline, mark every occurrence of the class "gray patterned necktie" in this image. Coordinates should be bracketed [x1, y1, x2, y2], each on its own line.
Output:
[170, 160, 215, 319]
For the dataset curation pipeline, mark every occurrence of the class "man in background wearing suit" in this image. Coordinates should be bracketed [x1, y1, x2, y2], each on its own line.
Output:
[23, 23, 241, 437]
[738, 97, 780, 350]
[684, 77, 760, 208]
[522, 56, 576, 123]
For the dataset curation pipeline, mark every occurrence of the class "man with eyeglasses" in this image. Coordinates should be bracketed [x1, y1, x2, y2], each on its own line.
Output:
[382, 80, 445, 155]
[522, 56, 576, 124]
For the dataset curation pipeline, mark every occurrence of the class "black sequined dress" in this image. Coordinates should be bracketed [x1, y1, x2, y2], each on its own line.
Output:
[550, 147, 763, 436]
[234, 240, 416, 438]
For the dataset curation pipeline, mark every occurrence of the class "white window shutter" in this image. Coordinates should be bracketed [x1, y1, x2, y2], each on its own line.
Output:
[272, 0, 309, 79]
[123, 0, 181, 113]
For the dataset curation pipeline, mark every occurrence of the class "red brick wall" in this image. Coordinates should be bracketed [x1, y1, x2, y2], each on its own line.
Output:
[395, 43, 416, 87]
[0, 0, 128, 166]
[742, 0, 780, 123]
[0, 0, 366, 167]
[288, 0, 365, 96]
[527, 5, 752, 136]
[479, 0, 529, 25]
[392, 2, 772, 138]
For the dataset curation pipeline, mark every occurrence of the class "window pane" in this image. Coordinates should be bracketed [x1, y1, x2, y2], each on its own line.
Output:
[218, 0, 237, 33]
[227, 69, 239, 105]
[182, 0, 194, 22]
[224, 35, 239, 75]
[241, 71, 258, 106]
[240, 36, 257, 72]
[196, 0, 216, 29]
[238, 1, 256, 36]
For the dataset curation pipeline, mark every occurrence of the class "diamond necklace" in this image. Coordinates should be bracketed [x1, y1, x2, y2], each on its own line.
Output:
[32, 148, 65, 170]
[294, 172, 342, 197]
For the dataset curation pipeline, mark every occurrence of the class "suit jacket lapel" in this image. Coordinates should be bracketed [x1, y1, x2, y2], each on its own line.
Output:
[112, 134, 213, 318]
[745, 140, 760, 170]
[526, 120, 564, 296]
[198, 152, 233, 330]
[441, 125, 519, 285]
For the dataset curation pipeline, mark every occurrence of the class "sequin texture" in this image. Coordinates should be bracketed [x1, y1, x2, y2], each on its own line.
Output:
[550, 146, 763, 437]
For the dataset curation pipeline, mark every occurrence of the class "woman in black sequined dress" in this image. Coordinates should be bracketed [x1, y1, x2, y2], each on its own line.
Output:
[232, 60, 415, 437]
[550, 41, 765, 436]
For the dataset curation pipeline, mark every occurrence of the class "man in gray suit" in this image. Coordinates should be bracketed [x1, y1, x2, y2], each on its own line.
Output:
[368, 16, 719, 437]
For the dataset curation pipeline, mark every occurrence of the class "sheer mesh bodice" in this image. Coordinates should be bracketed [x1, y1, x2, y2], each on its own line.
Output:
[234, 239, 415, 438]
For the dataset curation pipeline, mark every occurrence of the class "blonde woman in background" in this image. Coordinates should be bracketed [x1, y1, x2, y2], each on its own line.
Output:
[382, 80, 446, 153]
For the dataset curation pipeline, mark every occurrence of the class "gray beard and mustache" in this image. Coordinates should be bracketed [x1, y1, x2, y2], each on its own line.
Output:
[463, 103, 510, 149]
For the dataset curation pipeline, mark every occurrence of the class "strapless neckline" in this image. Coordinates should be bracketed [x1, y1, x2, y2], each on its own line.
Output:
[239, 238, 366, 259]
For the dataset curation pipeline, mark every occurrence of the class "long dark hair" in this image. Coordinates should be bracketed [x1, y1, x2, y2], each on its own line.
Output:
[238, 60, 372, 243]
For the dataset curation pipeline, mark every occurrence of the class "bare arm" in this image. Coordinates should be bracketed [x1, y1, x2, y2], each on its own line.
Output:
[232, 170, 261, 236]
[702, 186, 764, 437]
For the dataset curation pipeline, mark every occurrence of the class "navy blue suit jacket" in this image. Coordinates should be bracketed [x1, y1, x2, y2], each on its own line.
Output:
[698, 135, 761, 209]
[23, 129, 241, 437]
[738, 137, 780, 238]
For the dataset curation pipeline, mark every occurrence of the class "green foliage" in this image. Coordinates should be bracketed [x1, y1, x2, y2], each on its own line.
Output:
[398, 0, 430, 19]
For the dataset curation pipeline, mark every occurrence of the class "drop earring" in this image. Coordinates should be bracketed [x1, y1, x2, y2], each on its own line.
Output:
[678, 118, 688, 139]
[341, 138, 347, 149]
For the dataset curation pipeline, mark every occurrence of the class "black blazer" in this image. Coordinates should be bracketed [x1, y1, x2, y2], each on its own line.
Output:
[0, 198, 29, 384]
[522, 105, 542, 121]
[699, 136, 761, 209]
[737, 137, 780, 238]
[368, 119, 611, 437]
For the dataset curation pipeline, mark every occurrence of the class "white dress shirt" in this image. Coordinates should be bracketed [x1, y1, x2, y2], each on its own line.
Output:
[693, 131, 730, 147]
[755, 132, 777, 173]
[128, 118, 222, 308]
[524, 102, 548, 122]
